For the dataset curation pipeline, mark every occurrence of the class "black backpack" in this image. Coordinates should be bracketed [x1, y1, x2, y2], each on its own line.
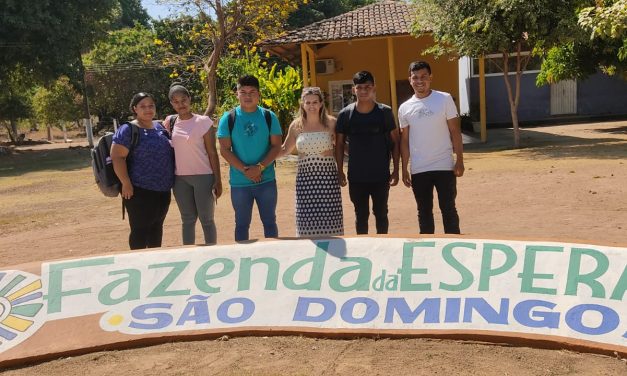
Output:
[91, 122, 139, 197]
[227, 108, 272, 135]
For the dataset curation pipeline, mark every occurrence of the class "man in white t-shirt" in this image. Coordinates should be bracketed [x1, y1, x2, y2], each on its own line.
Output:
[398, 61, 464, 234]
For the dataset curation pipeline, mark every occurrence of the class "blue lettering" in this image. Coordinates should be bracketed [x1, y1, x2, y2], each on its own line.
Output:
[565, 304, 619, 335]
[513, 300, 559, 329]
[216, 298, 254, 324]
[463, 298, 509, 325]
[444, 298, 461, 323]
[176, 295, 210, 326]
[293, 297, 336, 322]
[340, 297, 379, 324]
[129, 303, 173, 330]
[384, 298, 440, 323]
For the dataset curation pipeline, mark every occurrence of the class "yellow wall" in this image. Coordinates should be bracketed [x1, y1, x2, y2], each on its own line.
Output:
[309, 35, 459, 110]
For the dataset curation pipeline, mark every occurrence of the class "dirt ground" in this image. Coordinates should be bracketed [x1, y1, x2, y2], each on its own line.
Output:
[1, 121, 626, 375]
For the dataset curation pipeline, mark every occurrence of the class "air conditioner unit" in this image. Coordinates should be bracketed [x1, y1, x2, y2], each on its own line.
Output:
[315, 59, 335, 75]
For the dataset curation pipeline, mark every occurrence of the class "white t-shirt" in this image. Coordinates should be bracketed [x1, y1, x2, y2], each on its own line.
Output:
[398, 90, 458, 174]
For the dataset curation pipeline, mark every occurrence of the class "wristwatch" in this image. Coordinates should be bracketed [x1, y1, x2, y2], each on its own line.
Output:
[257, 162, 266, 171]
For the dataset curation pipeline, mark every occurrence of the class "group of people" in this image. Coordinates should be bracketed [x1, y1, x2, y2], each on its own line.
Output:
[110, 60, 464, 250]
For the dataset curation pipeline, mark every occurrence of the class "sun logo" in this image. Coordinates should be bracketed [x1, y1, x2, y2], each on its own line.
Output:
[0, 271, 45, 353]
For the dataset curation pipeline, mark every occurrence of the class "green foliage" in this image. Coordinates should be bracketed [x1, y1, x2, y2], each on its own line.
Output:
[217, 53, 302, 134]
[32, 77, 83, 129]
[287, 0, 376, 29]
[0, 67, 35, 142]
[83, 25, 173, 124]
[112, 0, 151, 29]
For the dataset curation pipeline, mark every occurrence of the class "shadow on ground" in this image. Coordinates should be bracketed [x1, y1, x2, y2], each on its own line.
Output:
[465, 127, 627, 160]
[0, 147, 91, 177]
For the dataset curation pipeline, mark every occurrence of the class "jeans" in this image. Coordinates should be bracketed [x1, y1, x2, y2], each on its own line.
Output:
[123, 186, 171, 249]
[411, 170, 460, 234]
[230, 180, 278, 241]
[348, 181, 390, 234]
[173, 174, 217, 245]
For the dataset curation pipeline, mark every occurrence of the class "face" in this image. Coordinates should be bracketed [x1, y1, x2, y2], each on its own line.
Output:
[170, 92, 191, 115]
[409, 68, 432, 96]
[236, 85, 260, 110]
[133, 97, 156, 121]
[353, 82, 376, 103]
[301, 93, 323, 116]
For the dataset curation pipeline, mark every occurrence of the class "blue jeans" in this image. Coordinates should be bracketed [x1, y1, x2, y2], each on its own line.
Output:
[230, 180, 278, 241]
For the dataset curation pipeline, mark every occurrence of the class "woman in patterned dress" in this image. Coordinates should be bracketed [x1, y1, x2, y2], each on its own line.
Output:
[279, 87, 344, 237]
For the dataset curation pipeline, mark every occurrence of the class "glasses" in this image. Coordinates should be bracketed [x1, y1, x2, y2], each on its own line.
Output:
[302, 87, 323, 98]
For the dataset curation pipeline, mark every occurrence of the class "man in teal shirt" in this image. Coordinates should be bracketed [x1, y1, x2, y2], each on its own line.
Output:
[218, 75, 282, 241]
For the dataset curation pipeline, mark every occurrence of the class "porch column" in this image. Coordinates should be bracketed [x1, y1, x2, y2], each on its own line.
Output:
[305, 44, 317, 87]
[479, 56, 487, 142]
[300, 43, 309, 87]
[387, 37, 398, 121]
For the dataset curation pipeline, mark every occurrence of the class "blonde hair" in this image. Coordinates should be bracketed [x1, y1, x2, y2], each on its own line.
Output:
[293, 87, 332, 131]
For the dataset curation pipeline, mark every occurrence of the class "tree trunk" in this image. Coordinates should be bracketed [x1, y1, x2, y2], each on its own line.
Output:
[47, 125, 52, 141]
[501, 51, 521, 148]
[10, 119, 18, 144]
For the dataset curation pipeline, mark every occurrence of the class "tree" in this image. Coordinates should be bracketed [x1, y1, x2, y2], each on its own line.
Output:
[287, 0, 376, 29]
[537, 0, 627, 84]
[113, 0, 151, 29]
[0, 68, 34, 143]
[32, 77, 83, 131]
[412, 0, 576, 147]
[156, 0, 303, 116]
[83, 24, 172, 125]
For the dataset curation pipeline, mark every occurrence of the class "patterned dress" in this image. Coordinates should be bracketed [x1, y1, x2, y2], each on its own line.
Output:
[295, 131, 344, 237]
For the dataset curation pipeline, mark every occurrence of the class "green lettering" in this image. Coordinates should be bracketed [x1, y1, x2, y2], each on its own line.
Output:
[282, 241, 328, 290]
[329, 257, 372, 292]
[398, 242, 433, 291]
[610, 265, 627, 301]
[195, 258, 234, 293]
[238, 257, 280, 291]
[98, 269, 141, 305]
[440, 242, 475, 291]
[565, 248, 608, 298]
[148, 261, 191, 297]
[45, 258, 114, 313]
[479, 243, 517, 291]
[518, 245, 562, 295]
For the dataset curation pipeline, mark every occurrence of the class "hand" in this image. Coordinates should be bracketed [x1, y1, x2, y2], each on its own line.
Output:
[389, 170, 399, 187]
[213, 180, 223, 199]
[121, 182, 134, 199]
[338, 171, 347, 187]
[244, 165, 262, 183]
[454, 161, 465, 177]
[402, 170, 412, 188]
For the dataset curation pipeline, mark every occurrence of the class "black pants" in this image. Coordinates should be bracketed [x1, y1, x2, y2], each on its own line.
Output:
[123, 186, 171, 250]
[411, 171, 460, 234]
[348, 181, 390, 234]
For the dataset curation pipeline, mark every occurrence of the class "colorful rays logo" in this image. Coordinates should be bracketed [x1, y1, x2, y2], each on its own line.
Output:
[0, 271, 45, 353]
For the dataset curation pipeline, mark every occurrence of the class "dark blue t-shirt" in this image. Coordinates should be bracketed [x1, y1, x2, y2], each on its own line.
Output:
[336, 103, 395, 183]
[112, 122, 174, 192]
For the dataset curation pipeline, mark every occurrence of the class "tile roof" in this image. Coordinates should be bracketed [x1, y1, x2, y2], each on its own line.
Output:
[260, 0, 415, 46]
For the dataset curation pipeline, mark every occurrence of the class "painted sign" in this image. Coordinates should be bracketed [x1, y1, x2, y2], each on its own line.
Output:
[0, 237, 625, 365]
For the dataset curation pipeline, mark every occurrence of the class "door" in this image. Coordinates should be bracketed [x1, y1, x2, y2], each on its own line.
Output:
[550, 79, 577, 115]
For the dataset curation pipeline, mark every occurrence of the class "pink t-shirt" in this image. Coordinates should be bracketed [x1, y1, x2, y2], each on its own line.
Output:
[167, 114, 214, 175]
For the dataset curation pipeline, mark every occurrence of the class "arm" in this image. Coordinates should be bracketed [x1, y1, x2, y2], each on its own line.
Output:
[334, 133, 347, 187]
[246, 135, 282, 183]
[447, 116, 465, 177]
[110, 144, 133, 198]
[203, 128, 222, 199]
[278, 121, 298, 158]
[400, 126, 412, 187]
[389, 127, 400, 186]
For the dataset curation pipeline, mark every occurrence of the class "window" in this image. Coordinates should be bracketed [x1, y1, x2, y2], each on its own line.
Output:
[328, 80, 356, 114]
[471, 52, 542, 77]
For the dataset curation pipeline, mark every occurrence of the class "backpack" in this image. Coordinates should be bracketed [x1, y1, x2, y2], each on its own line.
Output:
[91, 122, 139, 197]
[227, 108, 272, 135]
[340, 102, 395, 157]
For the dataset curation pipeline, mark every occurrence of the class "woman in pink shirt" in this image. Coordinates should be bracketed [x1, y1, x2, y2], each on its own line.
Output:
[165, 85, 222, 245]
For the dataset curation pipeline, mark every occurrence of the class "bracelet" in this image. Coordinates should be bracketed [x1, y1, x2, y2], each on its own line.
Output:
[257, 162, 266, 172]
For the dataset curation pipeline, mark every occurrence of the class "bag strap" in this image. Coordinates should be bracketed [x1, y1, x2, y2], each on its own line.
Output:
[228, 109, 236, 135]
[169, 115, 178, 132]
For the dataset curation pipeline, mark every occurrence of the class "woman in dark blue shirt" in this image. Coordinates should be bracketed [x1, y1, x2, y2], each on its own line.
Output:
[111, 92, 174, 249]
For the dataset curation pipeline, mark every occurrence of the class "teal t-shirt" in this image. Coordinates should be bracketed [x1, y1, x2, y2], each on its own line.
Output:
[217, 106, 282, 187]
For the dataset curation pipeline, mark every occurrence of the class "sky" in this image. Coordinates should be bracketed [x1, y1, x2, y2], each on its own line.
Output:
[141, 0, 175, 20]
